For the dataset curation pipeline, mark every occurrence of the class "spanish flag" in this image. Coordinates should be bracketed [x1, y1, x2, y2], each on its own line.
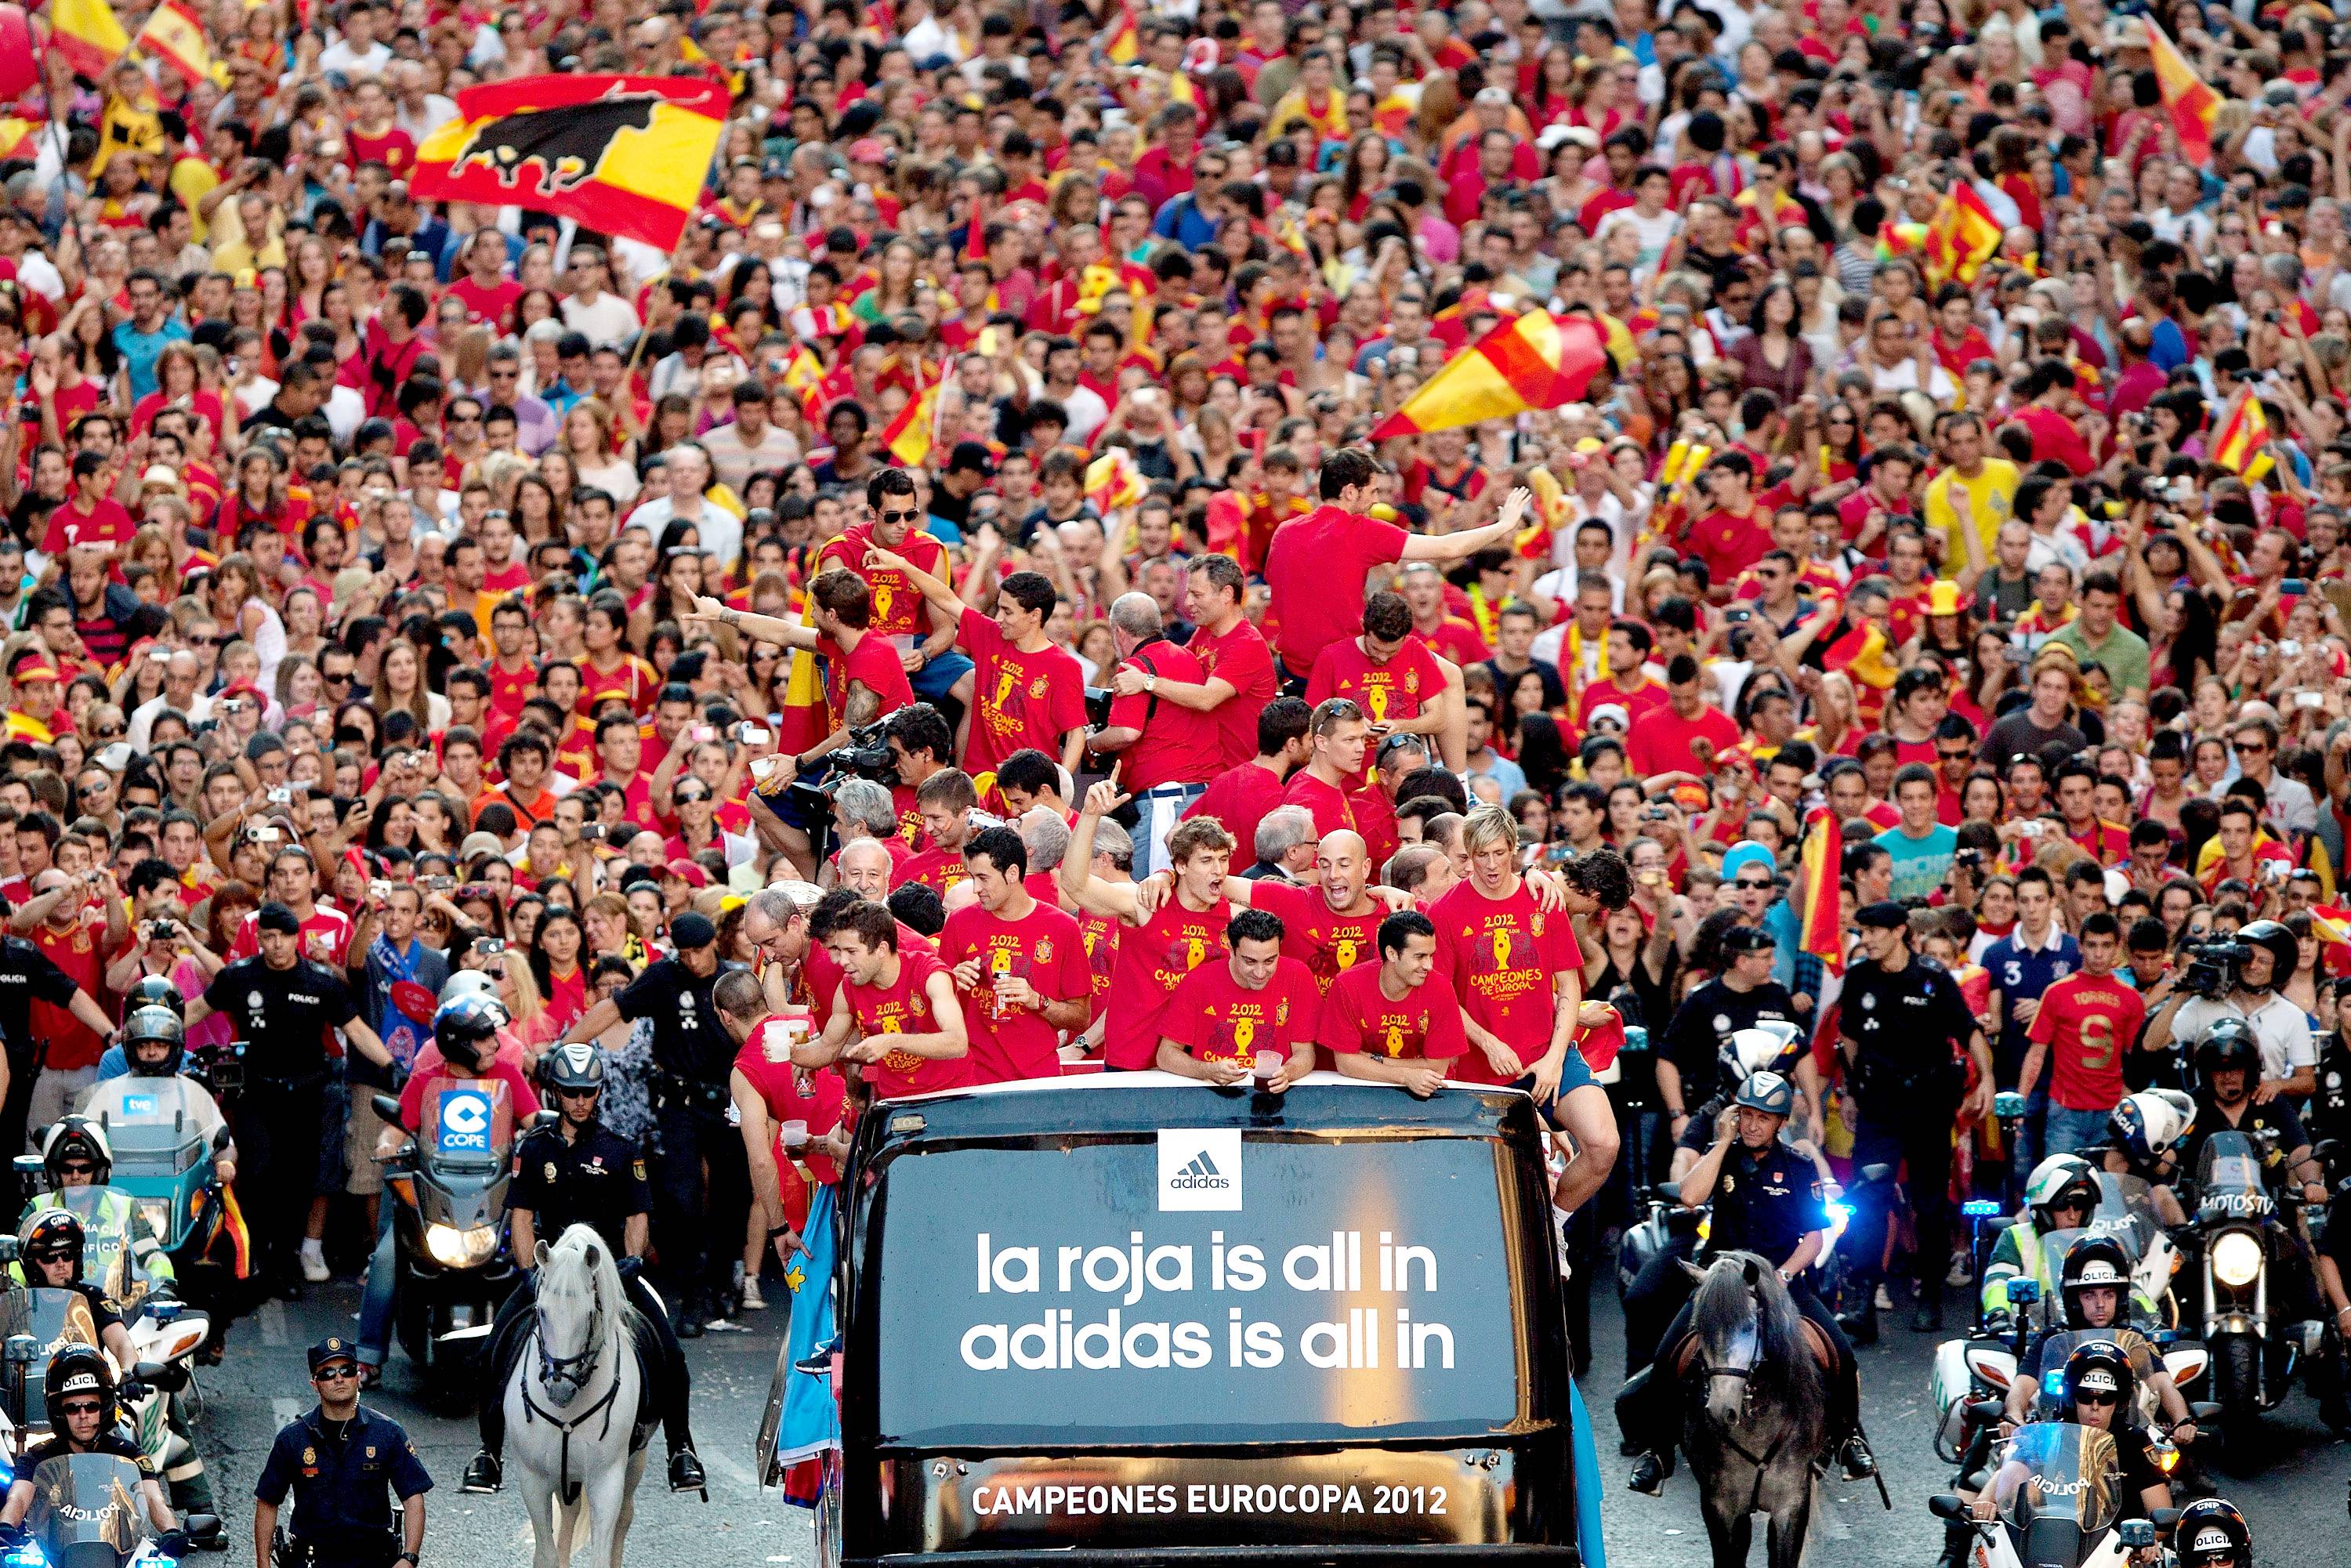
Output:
[1922, 181, 2002, 287]
[2147, 19, 2221, 165]
[0, 120, 34, 162]
[49, 0, 129, 80]
[412, 75, 729, 253]
[137, 0, 220, 88]
[1103, 2, 1139, 64]
[2211, 388, 2276, 482]
[778, 344, 824, 405]
[1370, 311, 1609, 440]
[881, 373, 940, 467]
[1086, 448, 1147, 513]
[1796, 807, 1846, 976]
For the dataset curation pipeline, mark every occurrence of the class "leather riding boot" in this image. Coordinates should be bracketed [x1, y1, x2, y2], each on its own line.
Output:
[462, 1451, 503, 1494]
[1940, 1519, 1974, 1568]
[1837, 1435, 1877, 1481]
[668, 1447, 708, 1497]
[1628, 1450, 1671, 1496]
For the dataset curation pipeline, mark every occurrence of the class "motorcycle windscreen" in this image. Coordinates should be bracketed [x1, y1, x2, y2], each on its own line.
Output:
[97, 1100, 203, 1178]
[2087, 1175, 2163, 1262]
[2000, 1421, 2122, 1537]
[22, 1452, 150, 1560]
[50, 1190, 137, 1305]
[868, 1135, 1527, 1450]
[415, 1077, 515, 1173]
[0, 1286, 103, 1356]
[2195, 1132, 2264, 1197]
[2028, 1331, 2156, 1419]
[2036, 1229, 2087, 1325]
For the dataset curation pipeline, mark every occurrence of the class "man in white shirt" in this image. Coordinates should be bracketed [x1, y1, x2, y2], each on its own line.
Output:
[559, 248, 642, 349]
[1857, 310, 1955, 400]
[128, 651, 214, 750]
[317, 0, 394, 80]
[623, 444, 742, 567]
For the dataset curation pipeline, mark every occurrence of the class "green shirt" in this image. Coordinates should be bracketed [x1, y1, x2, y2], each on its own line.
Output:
[2046, 617, 2151, 697]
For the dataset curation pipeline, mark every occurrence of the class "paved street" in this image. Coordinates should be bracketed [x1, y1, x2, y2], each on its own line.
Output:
[181, 1273, 2346, 1567]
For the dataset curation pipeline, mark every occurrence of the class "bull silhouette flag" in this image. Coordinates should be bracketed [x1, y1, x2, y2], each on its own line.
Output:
[413, 74, 729, 252]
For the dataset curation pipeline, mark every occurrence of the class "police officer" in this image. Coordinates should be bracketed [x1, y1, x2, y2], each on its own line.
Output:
[13, 1210, 138, 1370]
[24, 1115, 178, 1296]
[254, 1338, 429, 1568]
[184, 903, 392, 1297]
[1620, 1072, 1873, 1494]
[559, 911, 747, 1337]
[0, 1347, 175, 1537]
[462, 1041, 705, 1497]
[1837, 900, 1994, 1338]
[2173, 1498, 2255, 1568]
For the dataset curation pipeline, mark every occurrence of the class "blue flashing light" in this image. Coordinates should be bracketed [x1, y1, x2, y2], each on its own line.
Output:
[1962, 1200, 2003, 1218]
[2042, 1370, 2066, 1397]
[6, 1544, 46, 1568]
[1825, 1203, 1853, 1225]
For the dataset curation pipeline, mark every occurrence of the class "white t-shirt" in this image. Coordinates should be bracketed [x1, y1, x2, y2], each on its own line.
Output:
[1596, 206, 1682, 280]
[562, 292, 642, 349]
[2172, 993, 2317, 1084]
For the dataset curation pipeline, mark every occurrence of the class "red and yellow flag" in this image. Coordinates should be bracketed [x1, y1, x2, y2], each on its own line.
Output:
[2211, 389, 2276, 482]
[1104, 2, 1139, 64]
[49, 0, 129, 80]
[0, 120, 34, 162]
[1370, 312, 1609, 440]
[2146, 19, 2220, 165]
[136, 0, 218, 88]
[881, 374, 941, 467]
[413, 75, 728, 253]
[1797, 807, 1846, 976]
[1922, 181, 2002, 287]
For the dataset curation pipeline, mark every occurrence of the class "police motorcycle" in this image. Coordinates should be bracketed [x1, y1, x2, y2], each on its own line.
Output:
[2186, 1126, 2315, 1454]
[366, 990, 526, 1407]
[0, 1349, 212, 1568]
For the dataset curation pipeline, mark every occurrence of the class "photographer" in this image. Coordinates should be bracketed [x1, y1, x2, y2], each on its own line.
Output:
[2145, 918, 2317, 1103]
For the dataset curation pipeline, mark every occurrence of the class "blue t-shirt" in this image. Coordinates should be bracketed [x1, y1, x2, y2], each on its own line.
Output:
[111, 316, 189, 404]
[1873, 823, 1958, 902]
[1981, 929, 2081, 1074]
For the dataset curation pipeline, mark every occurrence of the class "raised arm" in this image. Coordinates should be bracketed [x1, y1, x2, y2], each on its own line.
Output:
[1060, 777, 1143, 920]
[1397, 486, 1531, 563]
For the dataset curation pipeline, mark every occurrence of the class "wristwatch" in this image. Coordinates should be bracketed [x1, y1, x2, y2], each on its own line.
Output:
[395, 1552, 419, 1566]
[1143, 672, 1158, 694]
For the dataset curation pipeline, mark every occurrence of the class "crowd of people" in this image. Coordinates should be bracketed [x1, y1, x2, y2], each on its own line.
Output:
[3, 0, 2351, 1559]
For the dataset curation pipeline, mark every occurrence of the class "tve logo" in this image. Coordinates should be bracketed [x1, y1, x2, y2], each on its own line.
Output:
[438, 1088, 494, 1154]
[1157, 1128, 1242, 1211]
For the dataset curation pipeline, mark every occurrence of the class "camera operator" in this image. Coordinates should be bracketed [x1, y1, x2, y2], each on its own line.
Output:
[1091, 592, 1225, 875]
[2146, 919, 2317, 1104]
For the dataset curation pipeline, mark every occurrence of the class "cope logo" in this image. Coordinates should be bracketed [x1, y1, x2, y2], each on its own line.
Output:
[1157, 1128, 1242, 1212]
[438, 1088, 494, 1154]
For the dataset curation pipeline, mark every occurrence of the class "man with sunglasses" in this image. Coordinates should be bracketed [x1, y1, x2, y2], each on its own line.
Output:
[255, 1338, 430, 1568]
[813, 468, 973, 711]
[462, 1041, 705, 1498]
[2, 1347, 175, 1539]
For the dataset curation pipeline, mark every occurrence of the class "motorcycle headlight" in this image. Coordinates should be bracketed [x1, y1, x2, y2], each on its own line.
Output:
[424, 1223, 499, 1268]
[2212, 1229, 2264, 1288]
[136, 1198, 172, 1239]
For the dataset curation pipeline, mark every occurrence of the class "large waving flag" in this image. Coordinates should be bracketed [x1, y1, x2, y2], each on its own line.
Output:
[1922, 182, 2002, 287]
[413, 75, 728, 252]
[2147, 19, 2221, 164]
[1797, 807, 1846, 977]
[49, 0, 129, 79]
[136, 0, 220, 88]
[1371, 311, 1609, 440]
[2210, 388, 2276, 481]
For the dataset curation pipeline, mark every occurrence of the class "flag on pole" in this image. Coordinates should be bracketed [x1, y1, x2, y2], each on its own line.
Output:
[1922, 181, 2002, 287]
[412, 75, 729, 253]
[2146, 19, 2221, 165]
[1370, 311, 1610, 440]
[1103, 2, 1139, 64]
[49, 0, 129, 79]
[136, 0, 219, 87]
[881, 373, 941, 467]
[2210, 389, 2277, 481]
[1796, 807, 1846, 976]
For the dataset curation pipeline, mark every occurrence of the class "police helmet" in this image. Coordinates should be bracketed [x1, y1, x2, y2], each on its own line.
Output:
[2059, 1235, 2133, 1328]
[42, 1345, 117, 1433]
[2172, 1498, 2251, 1567]
[2060, 1338, 2136, 1414]
[1733, 1070, 1795, 1119]
[2107, 1088, 2195, 1168]
[40, 1116, 112, 1186]
[20, 1208, 85, 1283]
[538, 1041, 607, 1097]
[2193, 1016, 2262, 1081]
[2235, 919, 2298, 990]
[121, 1005, 187, 1077]
[433, 992, 507, 1075]
[2023, 1153, 2099, 1232]
[122, 974, 183, 1019]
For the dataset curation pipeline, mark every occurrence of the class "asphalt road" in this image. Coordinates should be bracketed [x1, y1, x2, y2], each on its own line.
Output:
[180, 1272, 2347, 1568]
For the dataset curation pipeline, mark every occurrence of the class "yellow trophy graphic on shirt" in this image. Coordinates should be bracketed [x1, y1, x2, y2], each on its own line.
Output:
[872, 583, 895, 625]
[1334, 937, 1359, 970]
[876, 1012, 918, 1076]
[1365, 683, 1389, 722]
[992, 670, 1016, 713]
[1186, 936, 1207, 968]
[987, 947, 1014, 1018]
[1382, 1020, 1407, 1058]
[1233, 1017, 1256, 1058]
[1491, 927, 1512, 971]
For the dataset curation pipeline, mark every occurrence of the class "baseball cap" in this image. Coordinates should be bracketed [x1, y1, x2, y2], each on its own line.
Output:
[665, 857, 712, 889]
[670, 911, 718, 949]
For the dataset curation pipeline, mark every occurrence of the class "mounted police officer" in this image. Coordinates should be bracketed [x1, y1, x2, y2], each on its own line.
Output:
[462, 1041, 705, 1497]
[1620, 1071, 1874, 1494]
[253, 1338, 429, 1568]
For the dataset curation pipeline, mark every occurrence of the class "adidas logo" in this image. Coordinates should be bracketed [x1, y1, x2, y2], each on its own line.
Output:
[1169, 1152, 1230, 1190]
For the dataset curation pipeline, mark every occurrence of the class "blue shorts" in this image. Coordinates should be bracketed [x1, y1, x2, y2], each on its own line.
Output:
[1509, 1049, 1597, 1128]
[910, 650, 974, 703]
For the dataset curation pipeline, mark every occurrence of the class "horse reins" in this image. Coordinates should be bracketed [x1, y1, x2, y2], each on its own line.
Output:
[520, 1263, 623, 1500]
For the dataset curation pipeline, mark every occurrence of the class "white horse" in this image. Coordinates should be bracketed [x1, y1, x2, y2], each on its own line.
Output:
[505, 1224, 653, 1568]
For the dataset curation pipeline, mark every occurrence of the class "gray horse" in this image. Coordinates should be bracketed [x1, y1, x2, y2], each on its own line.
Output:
[1679, 1251, 1827, 1568]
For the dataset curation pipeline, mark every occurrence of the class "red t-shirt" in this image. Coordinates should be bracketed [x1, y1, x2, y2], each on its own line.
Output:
[804, 922, 933, 1032]
[1187, 617, 1277, 769]
[823, 628, 915, 734]
[1247, 878, 1382, 994]
[1263, 505, 1411, 675]
[578, 654, 660, 719]
[958, 606, 1088, 781]
[1077, 909, 1118, 1019]
[1429, 878, 1582, 1085]
[1575, 675, 1671, 736]
[42, 495, 135, 556]
[1317, 961, 1470, 1063]
[448, 277, 525, 331]
[936, 899, 1090, 1084]
[1625, 701, 1741, 777]
[29, 918, 103, 1070]
[1108, 638, 1225, 791]
[1282, 770, 1358, 838]
[1683, 505, 1770, 582]
[840, 946, 975, 1100]
[1164, 954, 1320, 1066]
[232, 904, 356, 967]
[346, 125, 417, 176]
[1184, 763, 1287, 869]
[484, 657, 537, 719]
[893, 844, 970, 896]
[2027, 969, 2148, 1112]
[1100, 893, 1230, 1070]
[818, 524, 951, 643]
[1306, 636, 1447, 731]
[733, 1019, 846, 1226]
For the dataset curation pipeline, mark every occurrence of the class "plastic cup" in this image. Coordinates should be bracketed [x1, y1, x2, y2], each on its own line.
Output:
[763, 1018, 806, 1063]
[1253, 1051, 1282, 1084]
[781, 1119, 809, 1150]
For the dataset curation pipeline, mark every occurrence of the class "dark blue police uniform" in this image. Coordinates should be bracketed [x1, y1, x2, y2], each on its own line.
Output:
[255, 1340, 431, 1568]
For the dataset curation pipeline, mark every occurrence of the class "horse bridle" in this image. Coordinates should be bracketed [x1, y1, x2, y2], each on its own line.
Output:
[535, 1266, 607, 1406]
